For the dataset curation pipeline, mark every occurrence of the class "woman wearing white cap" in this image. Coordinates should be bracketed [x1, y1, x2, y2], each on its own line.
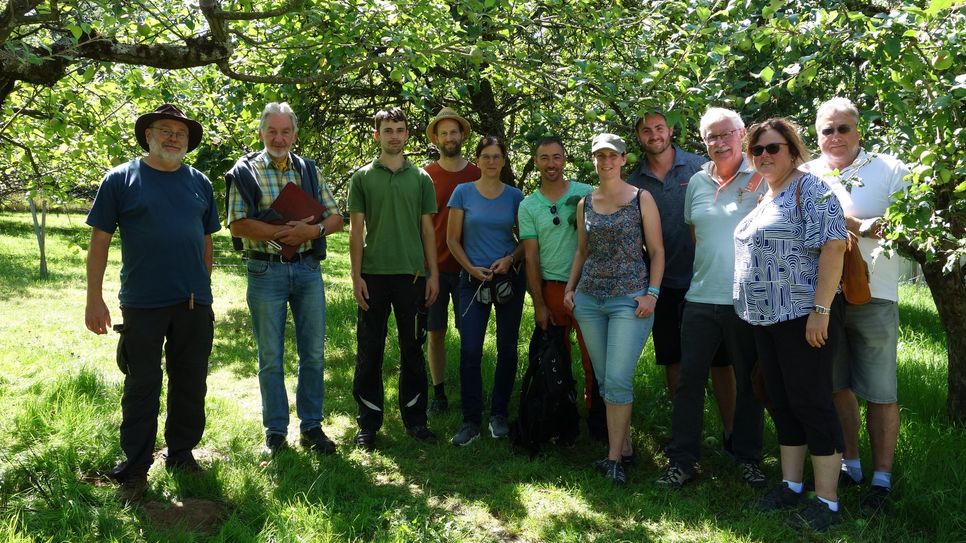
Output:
[564, 133, 665, 485]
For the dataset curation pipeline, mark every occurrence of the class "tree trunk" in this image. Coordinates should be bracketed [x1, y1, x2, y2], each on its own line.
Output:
[920, 260, 966, 423]
[28, 196, 47, 278]
[468, 78, 515, 187]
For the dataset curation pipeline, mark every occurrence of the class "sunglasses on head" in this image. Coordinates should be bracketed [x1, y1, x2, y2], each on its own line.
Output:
[750, 142, 789, 156]
[821, 124, 853, 136]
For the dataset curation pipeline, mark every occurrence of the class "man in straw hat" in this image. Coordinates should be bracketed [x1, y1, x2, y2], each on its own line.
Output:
[85, 103, 220, 503]
[423, 106, 480, 416]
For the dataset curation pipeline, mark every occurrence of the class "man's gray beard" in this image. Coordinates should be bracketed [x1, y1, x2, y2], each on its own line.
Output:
[148, 140, 186, 163]
[264, 147, 289, 159]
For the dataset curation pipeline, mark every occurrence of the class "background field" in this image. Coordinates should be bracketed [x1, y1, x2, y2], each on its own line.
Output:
[0, 212, 963, 542]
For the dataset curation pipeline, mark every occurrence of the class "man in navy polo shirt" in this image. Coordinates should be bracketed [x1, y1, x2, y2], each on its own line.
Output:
[85, 104, 220, 503]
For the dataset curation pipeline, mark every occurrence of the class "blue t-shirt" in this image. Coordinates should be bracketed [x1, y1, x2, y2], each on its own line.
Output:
[86, 159, 221, 309]
[447, 182, 524, 268]
[733, 173, 846, 325]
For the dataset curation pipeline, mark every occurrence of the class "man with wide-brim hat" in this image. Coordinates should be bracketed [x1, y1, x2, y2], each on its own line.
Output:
[85, 103, 220, 503]
[422, 106, 480, 416]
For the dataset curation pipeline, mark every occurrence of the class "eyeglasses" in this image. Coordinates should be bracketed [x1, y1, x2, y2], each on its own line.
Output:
[820, 124, 853, 136]
[149, 126, 189, 141]
[750, 143, 789, 156]
[704, 128, 739, 144]
[549, 195, 582, 228]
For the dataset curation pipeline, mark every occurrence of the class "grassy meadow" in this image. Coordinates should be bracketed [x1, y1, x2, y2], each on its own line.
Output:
[0, 211, 963, 542]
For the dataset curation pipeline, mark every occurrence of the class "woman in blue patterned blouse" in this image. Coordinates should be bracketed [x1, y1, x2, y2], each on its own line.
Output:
[733, 118, 847, 532]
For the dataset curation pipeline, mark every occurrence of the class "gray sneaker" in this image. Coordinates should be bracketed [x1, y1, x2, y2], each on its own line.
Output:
[488, 415, 509, 438]
[451, 423, 480, 446]
[656, 465, 692, 489]
[738, 462, 767, 488]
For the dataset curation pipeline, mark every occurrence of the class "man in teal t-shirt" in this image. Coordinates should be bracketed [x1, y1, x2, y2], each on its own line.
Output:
[518, 136, 605, 441]
[348, 107, 439, 450]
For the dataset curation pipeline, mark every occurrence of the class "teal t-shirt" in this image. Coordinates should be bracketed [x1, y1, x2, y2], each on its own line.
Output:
[683, 159, 765, 305]
[518, 181, 593, 281]
[348, 157, 437, 275]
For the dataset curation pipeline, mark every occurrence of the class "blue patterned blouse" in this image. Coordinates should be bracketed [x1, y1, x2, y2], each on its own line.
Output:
[733, 172, 846, 325]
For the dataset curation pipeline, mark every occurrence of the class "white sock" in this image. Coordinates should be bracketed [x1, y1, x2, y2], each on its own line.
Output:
[817, 495, 840, 512]
[871, 471, 893, 489]
[842, 457, 863, 482]
[783, 479, 804, 493]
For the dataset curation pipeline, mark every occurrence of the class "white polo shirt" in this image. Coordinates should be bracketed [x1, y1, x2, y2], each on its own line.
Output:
[805, 150, 910, 302]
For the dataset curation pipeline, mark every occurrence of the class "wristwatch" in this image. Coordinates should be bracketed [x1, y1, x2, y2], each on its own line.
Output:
[813, 304, 831, 315]
[318, 223, 326, 238]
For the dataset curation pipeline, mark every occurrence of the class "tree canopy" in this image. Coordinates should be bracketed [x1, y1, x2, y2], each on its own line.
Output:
[1, 0, 964, 418]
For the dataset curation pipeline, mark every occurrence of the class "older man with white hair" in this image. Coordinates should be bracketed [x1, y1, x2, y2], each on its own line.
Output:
[805, 97, 909, 515]
[227, 102, 345, 456]
[657, 107, 767, 489]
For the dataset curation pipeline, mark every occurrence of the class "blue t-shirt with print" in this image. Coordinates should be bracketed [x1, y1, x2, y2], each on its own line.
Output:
[448, 182, 524, 268]
[86, 159, 221, 309]
[733, 172, 846, 325]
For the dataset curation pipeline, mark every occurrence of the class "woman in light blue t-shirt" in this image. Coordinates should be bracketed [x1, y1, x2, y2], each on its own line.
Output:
[446, 136, 525, 447]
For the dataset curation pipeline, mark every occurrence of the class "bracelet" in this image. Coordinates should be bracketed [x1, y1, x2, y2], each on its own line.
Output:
[813, 304, 831, 315]
[318, 223, 326, 237]
[646, 292, 659, 300]
[647, 286, 660, 299]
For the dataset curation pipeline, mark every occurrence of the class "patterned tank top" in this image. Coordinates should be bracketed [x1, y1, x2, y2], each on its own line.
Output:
[576, 189, 649, 297]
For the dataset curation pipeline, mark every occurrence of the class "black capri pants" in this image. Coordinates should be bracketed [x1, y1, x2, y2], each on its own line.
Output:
[753, 296, 845, 456]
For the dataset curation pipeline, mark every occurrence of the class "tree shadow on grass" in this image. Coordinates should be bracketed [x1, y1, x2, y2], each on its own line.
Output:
[899, 298, 947, 348]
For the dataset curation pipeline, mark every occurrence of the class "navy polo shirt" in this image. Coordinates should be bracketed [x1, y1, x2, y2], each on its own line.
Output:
[626, 146, 707, 289]
[86, 159, 221, 308]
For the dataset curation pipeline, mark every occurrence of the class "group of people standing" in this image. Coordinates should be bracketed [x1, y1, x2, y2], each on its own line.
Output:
[84, 97, 907, 534]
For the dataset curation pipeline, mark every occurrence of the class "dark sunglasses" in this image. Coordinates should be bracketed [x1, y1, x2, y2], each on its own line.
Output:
[750, 142, 789, 156]
[821, 124, 853, 136]
[549, 196, 582, 228]
[549, 204, 561, 225]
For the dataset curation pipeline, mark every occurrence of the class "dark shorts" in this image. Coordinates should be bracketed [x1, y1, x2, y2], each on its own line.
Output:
[427, 271, 461, 332]
[652, 287, 687, 365]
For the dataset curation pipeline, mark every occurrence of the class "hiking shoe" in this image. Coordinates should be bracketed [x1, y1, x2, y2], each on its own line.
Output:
[787, 496, 840, 533]
[451, 423, 481, 446]
[406, 425, 437, 442]
[655, 465, 692, 489]
[165, 455, 204, 475]
[300, 427, 337, 455]
[427, 395, 449, 416]
[621, 452, 636, 467]
[592, 457, 612, 474]
[860, 485, 892, 516]
[839, 469, 862, 488]
[489, 415, 509, 438]
[354, 431, 377, 450]
[758, 482, 805, 512]
[263, 433, 289, 456]
[117, 474, 147, 505]
[606, 460, 627, 486]
[738, 462, 767, 488]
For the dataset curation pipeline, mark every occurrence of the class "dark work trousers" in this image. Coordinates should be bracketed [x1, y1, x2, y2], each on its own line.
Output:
[112, 302, 213, 480]
[666, 302, 763, 470]
[353, 274, 429, 432]
[754, 297, 845, 456]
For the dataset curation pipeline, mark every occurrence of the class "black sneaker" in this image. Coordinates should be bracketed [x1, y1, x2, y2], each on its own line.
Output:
[354, 431, 377, 451]
[592, 457, 611, 474]
[427, 395, 449, 416]
[787, 496, 840, 533]
[606, 460, 627, 486]
[117, 473, 147, 505]
[451, 423, 480, 446]
[621, 452, 636, 467]
[655, 465, 692, 489]
[839, 469, 863, 488]
[165, 454, 204, 475]
[488, 415, 509, 438]
[300, 427, 337, 455]
[406, 425, 437, 442]
[738, 462, 767, 488]
[758, 482, 805, 512]
[860, 485, 892, 516]
[263, 433, 289, 456]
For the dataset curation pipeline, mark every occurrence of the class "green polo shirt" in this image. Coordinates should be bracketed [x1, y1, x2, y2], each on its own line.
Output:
[348, 157, 437, 275]
[518, 181, 593, 281]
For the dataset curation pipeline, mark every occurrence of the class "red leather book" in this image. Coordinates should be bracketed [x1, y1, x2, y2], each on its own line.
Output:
[269, 182, 325, 259]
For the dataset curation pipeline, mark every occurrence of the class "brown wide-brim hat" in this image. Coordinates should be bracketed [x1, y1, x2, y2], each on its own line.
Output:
[426, 106, 472, 143]
[134, 103, 204, 153]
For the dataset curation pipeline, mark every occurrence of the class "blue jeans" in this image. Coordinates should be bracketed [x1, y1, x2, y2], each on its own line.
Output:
[457, 271, 525, 425]
[246, 257, 326, 437]
[573, 289, 652, 404]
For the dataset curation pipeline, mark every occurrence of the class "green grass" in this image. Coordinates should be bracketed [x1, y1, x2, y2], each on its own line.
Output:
[0, 211, 963, 542]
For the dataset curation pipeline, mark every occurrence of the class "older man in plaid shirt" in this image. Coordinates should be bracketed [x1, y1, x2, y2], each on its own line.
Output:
[227, 102, 344, 456]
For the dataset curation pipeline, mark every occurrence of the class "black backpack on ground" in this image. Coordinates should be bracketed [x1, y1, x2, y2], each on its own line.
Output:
[511, 325, 580, 456]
